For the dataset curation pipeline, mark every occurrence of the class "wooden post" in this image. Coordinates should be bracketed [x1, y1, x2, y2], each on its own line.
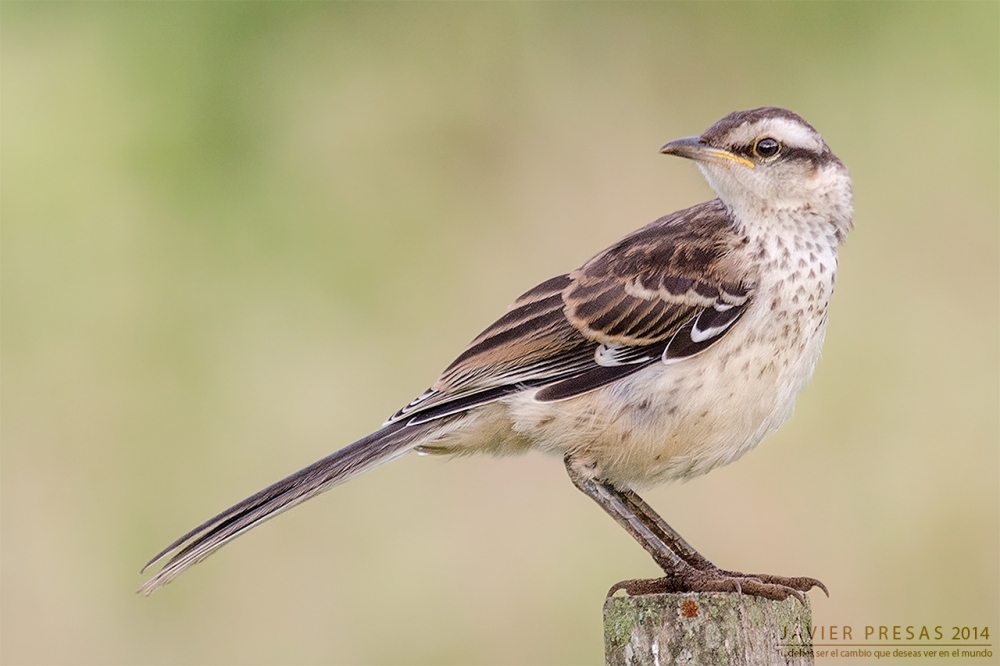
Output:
[603, 591, 814, 666]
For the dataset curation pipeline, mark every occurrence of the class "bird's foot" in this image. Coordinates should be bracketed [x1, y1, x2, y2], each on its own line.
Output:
[607, 568, 826, 602]
[712, 568, 828, 597]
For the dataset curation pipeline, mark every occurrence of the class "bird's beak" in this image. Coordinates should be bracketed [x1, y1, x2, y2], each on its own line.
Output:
[660, 136, 755, 169]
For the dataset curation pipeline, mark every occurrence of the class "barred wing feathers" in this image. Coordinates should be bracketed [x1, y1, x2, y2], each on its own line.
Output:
[389, 199, 754, 420]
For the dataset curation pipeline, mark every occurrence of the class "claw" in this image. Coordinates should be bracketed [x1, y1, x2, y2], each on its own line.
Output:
[609, 571, 825, 603]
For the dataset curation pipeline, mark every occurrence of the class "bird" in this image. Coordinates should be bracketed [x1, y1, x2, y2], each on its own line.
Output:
[140, 106, 853, 600]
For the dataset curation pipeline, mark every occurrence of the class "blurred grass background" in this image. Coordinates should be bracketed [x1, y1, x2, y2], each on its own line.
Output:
[2, 2, 997, 664]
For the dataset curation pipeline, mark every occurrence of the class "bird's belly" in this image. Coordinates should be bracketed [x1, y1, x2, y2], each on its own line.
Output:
[427, 248, 837, 489]
[504, 288, 830, 489]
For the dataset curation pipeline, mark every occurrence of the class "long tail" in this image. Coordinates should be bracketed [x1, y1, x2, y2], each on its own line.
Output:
[139, 420, 438, 595]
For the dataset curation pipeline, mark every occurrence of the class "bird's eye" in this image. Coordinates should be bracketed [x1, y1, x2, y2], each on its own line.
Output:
[753, 137, 780, 159]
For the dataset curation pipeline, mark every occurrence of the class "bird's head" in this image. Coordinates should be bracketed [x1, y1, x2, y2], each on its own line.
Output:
[661, 107, 853, 237]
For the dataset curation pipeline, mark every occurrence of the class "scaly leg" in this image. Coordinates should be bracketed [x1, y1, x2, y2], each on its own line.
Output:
[564, 454, 826, 601]
[616, 486, 828, 597]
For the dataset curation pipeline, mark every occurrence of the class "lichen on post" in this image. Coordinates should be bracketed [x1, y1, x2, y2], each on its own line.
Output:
[603, 591, 814, 666]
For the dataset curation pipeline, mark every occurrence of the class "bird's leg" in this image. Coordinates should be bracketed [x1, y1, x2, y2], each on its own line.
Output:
[617, 486, 828, 597]
[616, 488, 716, 570]
[563, 453, 824, 601]
[563, 454, 691, 574]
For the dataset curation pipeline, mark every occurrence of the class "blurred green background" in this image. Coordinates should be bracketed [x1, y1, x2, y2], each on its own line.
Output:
[2, 3, 997, 664]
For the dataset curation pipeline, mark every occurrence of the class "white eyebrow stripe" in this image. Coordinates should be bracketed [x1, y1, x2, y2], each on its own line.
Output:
[763, 117, 824, 151]
[725, 117, 824, 153]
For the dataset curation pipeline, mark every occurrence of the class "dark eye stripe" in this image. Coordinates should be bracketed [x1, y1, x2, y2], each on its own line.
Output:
[783, 145, 833, 166]
[730, 143, 831, 167]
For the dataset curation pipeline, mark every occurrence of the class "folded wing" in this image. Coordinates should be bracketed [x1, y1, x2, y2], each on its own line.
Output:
[387, 199, 754, 422]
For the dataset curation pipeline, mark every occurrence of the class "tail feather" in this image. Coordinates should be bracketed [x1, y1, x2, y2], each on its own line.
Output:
[139, 421, 436, 595]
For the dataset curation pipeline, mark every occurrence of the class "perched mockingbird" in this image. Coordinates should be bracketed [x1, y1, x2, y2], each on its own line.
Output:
[141, 107, 852, 600]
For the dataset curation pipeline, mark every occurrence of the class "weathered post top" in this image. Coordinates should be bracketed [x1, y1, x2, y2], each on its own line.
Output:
[603, 591, 815, 666]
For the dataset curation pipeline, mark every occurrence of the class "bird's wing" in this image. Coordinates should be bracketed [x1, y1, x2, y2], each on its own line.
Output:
[387, 200, 754, 425]
[138, 202, 752, 593]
